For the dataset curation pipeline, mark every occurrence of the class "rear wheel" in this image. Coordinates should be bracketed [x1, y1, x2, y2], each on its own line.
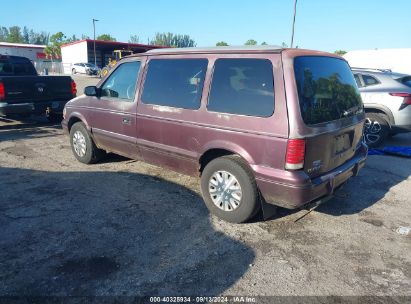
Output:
[70, 122, 105, 164]
[364, 113, 389, 147]
[200, 155, 259, 223]
[72, 68, 76, 75]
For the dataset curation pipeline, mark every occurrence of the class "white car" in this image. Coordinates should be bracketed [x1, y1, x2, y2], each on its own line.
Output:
[352, 68, 411, 147]
[71, 63, 100, 76]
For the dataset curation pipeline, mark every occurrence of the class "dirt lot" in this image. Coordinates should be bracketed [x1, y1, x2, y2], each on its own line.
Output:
[0, 75, 410, 299]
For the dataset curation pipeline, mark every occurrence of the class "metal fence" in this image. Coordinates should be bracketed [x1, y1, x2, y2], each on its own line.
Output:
[33, 61, 70, 75]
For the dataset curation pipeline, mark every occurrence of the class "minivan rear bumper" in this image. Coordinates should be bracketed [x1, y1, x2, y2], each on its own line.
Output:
[255, 143, 368, 209]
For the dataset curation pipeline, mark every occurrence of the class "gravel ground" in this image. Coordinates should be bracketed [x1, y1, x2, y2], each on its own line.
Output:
[0, 76, 410, 299]
[71, 74, 102, 94]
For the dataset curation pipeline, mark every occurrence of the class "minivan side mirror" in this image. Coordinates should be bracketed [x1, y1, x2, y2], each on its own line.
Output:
[84, 86, 99, 97]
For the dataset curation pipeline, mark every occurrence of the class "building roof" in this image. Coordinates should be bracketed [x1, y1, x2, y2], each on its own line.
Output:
[145, 45, 283, 55]
[0, 42, 46, 49]
[60, 39, 163, 49]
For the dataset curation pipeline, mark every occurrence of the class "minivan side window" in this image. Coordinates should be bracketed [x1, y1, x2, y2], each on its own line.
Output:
[207, 59, 275, 117]
[141, 59, 208, 110]
[101, 61, 141, 101]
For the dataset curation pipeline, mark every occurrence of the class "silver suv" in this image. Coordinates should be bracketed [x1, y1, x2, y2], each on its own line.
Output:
[352, 68, 411, 147]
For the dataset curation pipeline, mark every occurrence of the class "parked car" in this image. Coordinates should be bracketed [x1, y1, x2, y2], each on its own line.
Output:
[62, 46, 367, 223]
[0, 55, 77, 121]
[72, 63, 100, 76]
[352, 68, 411, 147]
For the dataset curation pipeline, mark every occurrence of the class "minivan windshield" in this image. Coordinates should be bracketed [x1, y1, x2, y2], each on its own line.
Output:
[294, 56, 363, 125]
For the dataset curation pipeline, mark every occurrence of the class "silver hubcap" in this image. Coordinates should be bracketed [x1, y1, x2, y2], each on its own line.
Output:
[72, 131, 87, 157]
[208, 170, 242, 212]
[364, 117, 382, 144]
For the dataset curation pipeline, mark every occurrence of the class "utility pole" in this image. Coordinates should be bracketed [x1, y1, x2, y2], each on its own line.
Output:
[93, 18, 99, 66]
[290, 0, 298, 48]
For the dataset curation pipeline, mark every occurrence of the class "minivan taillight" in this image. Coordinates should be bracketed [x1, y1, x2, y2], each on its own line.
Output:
[390, 92, 411, 109]
[285, 139, 305, 170]
[71, 80, 77, 96]
[0, 81, 5, 100]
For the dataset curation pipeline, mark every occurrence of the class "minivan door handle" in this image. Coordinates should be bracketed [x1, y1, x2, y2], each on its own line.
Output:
[122, 117, 131, 125]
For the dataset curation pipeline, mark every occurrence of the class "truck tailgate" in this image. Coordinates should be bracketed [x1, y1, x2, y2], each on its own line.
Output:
[1, 76, 74, 103]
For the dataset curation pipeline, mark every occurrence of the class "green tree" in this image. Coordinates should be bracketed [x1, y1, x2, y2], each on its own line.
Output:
[0, 27, 9, 42]
[29, 30, 49, 45]
[334, 50, 347, 56]
[261, 42, 268, 45]
[44, 32, 66, 60]
[7, 26, 23, 43]
[216, 41, 229, 46]
[97, 34, 116, 41]
[81, 34, 90, 40]
[22, 26, 29, 43]
[150, 32, 196, 47]
[66, 34, 79, 43]
[244, 39, 257, 45]
[129, 35, 140, 43]
[0, 25, 49, 45]
[281, 42, 288, 48]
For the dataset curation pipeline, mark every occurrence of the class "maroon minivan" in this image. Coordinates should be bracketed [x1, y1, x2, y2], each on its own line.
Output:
[62, 46, 367, 223]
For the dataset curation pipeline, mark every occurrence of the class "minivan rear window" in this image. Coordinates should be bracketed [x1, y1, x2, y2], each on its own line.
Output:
[294, 56, 363, 125]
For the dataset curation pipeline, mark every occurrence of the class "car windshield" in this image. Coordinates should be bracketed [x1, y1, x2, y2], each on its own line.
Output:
[294, 56, 363, 125]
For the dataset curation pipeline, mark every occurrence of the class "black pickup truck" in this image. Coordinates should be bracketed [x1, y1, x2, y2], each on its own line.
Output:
[0, 55, 76, 121]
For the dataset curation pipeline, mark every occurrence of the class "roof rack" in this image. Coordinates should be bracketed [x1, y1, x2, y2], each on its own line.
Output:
[351, 67, 392, 73]
[145, 45, 283, 54]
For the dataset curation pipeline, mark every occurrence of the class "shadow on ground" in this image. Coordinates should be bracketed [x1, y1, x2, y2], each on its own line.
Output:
[0, 167, 255, 296]
[314, 155, 411, 217]
[0, 115, 61, 141]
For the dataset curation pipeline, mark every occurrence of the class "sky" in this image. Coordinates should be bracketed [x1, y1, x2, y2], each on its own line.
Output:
[2, 0, 410, 52]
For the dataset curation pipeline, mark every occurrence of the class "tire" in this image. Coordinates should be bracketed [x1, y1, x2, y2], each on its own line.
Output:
[200, 155, 259, 223]
[72, 68, 76, 75]
[69, 122, 104, 164]
[364, 113, 389, 147]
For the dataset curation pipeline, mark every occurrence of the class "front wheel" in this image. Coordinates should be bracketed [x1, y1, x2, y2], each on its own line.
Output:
[69, 122, 105, 164]
[200, 155, 259, 223]
[364, 113, 389, 147]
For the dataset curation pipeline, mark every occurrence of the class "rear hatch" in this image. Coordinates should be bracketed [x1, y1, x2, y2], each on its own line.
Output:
[1, 76, 74, 104]
[292, 56, 365, 178]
